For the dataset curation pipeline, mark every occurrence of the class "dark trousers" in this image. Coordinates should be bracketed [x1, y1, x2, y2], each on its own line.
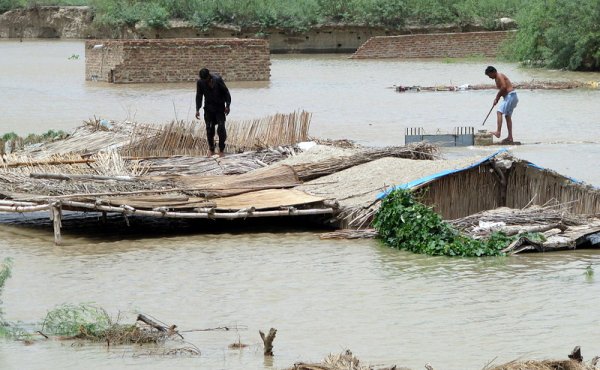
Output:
[204, 110, 227, 152]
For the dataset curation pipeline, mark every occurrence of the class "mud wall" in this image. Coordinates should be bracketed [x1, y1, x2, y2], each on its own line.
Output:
[351, 31, 515, 59]
[0, 6, 92, 38]
[85, 38, 270, 83]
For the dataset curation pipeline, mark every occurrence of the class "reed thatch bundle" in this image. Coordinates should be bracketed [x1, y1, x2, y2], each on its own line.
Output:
[449, 204, 591, 232]
[1, 153, 97, 175]
[290, 350, 396, 370]
[131, 147, 294, 177]
[0, 171, 158, 200]
[488, 360, 593, 370]
[150, 164, 301, 198]
[19, 119, 138, 159]
[121, 111, 312, 157]
[291, 142, 440, 181]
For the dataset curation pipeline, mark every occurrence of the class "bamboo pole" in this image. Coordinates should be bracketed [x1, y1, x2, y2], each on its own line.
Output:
[60, 200, 334, 219]
[0, 204, 51, 212]
[0, 200, 38, 207]
[2, 159, 95, 168]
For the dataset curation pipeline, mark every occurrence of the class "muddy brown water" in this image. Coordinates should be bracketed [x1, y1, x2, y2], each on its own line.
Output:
[1, 40, 600, 370]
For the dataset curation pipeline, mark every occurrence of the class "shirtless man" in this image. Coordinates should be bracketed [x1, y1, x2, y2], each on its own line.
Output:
[485, 66, 519, 144]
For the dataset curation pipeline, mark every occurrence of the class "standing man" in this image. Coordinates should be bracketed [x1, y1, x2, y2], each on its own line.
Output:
[195, 68, 231, 157]
[485, 66, 518, 144]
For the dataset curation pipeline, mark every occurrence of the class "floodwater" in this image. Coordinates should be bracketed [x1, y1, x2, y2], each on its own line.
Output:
[1, 40, 600, 370]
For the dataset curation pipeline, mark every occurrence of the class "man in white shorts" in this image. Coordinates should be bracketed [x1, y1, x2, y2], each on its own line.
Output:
[485, 66, 518, 144]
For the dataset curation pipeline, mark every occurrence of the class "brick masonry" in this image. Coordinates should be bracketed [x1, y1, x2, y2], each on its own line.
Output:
[85, 38, 271, 83]
[351, 31, 515, 59]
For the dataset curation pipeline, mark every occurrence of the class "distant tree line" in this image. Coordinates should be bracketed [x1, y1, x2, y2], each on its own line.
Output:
[1, 0, 598, 70]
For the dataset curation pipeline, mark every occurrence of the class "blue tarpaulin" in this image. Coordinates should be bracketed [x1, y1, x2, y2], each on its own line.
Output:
[376, 148, 594, 201]
[376, 149, 509, 200]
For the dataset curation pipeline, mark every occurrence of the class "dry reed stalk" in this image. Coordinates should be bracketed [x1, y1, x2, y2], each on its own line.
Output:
[121, 111, 312, 158]
[449, 204, 590, 232]
[506, 162, 600, 215]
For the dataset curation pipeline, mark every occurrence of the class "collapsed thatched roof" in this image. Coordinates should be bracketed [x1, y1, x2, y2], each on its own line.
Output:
[297, 155, 486, 227]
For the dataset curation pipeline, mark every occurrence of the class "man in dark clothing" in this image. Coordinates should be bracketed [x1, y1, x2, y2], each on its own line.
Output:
[195, 68, 231, 157]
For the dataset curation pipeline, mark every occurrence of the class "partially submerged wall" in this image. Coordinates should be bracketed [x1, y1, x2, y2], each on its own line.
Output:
[85, 38, 270, 83]
[351, 31, 514, 59]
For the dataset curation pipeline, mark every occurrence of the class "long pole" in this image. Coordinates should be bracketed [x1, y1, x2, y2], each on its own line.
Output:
[482, 104, 496, 126]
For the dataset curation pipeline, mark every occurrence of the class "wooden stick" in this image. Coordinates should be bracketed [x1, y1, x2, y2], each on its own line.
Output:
[30, 173, 137, 182]
[136, 314, 167, 332]
[2, 159, 95, 168]
[259, 328, 277, 356]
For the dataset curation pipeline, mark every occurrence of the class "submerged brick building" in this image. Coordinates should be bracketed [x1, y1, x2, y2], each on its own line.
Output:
[351, 31, 515, 59]
[85, 38, 270, 83]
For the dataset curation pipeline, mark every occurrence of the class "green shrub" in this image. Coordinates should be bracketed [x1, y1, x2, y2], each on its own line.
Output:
[1, 132, 19, 141]
[373, 189, 533, 257]
[358, 0, 408, 28]
[509, 0, 600, 70]
[0, 0, 22, 14]
[0, 258, 13, 336]
[143, 2, 169, 28]
[42, 303, 111, 336]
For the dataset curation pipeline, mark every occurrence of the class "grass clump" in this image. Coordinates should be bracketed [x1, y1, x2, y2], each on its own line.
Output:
[0, 258, 13, 337]
[42, 304, 171, 344]
[42, 303, 112, 337]
[374, 189, 533, 257]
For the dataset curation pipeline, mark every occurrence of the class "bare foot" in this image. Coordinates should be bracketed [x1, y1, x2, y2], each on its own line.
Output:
[218, 152, 225, 158]
[500, 137, 514, 144]
[489, 131, 501, 138]
[207, 150, 215, 157]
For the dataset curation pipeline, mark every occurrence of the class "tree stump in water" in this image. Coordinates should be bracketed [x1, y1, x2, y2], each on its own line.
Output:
[259, 328, 277, 356]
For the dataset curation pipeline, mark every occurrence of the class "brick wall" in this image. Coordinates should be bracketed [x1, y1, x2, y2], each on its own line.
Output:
[85, 38, 270, 83]
[351, 31, 515, 59]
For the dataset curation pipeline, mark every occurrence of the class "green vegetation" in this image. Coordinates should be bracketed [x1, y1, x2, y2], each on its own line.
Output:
[1, 0, 521, 30]
[1, 130, 68, 145]
[373, 189, 544, 257]
[0, 0, 85, 14]
[0, 258, 13, 336]
[510, 0, 600, 71]
[41, 304, 171, 344]
[42, 303, 112, 337]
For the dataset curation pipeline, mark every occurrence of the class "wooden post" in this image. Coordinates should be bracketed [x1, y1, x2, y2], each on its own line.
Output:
[259, 328, 277, 356]
[51, 202, 62, 245]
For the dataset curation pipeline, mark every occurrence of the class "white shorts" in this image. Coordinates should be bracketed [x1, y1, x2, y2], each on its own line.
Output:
[498, 91, 518, 116]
